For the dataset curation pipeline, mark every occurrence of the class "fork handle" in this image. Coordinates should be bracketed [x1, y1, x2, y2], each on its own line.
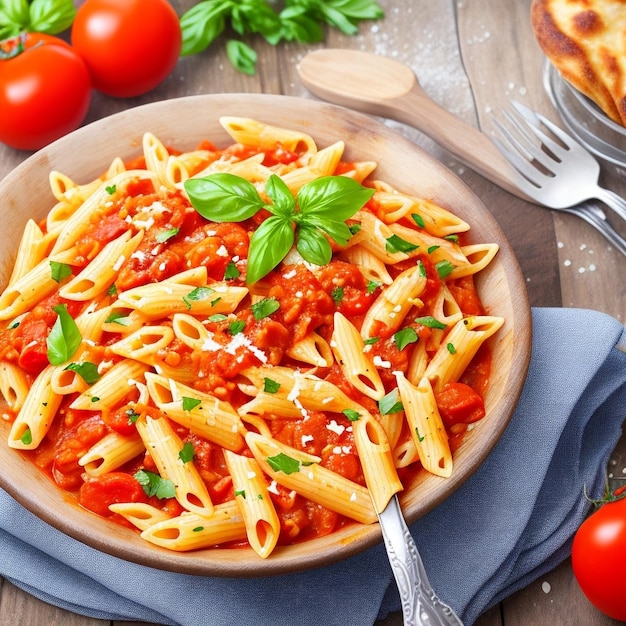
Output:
[565, 205, 626, 256]
[594, 187, 626, 223]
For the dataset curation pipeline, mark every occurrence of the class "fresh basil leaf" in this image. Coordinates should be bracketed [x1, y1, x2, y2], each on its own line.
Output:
[183, 286, 215, 309]
[179, 442, 195, 463]
[251, 297, 280, 320]
[64, 362, 101, 385]
[393, 327, 419, 351]
[179, 1, 229, 56]
[414, 316, 446, 330]
[185, 173, 264, 222]
[342, 408, 361, 422]
[0, 0, 30, 38]
[134, 469, 176, 499]
[265, 174, 296, 217]
[226, 39, 257, 75]
[182, 397, 202, 412]
[263, 377, 281, 393]
[297, 176, 374, 221]
[385, 234, 418, 254]
[296, 223, 333, 266]
[378, 388, 404, 415]
[319, 4, 359, 35]
[247, 215, 294, 284]
[29, 0, 76, 34]
[304, 215, 353, 247]
[229, 320, 246, 335]
[267, 452, 303, 475]
[223, 260, 240, 280]
[47, 304, 81, 365]
[50, 260, 72, 283]
[156, 227, 179, 243]
[435, 259, 455, 279]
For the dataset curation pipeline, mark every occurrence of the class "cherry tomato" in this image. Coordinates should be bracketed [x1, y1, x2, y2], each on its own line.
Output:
[0, 33, 92, 150]
[79, 472, 148, 517]
[571, 496, 626, 621]
[71, 0, 182, 98]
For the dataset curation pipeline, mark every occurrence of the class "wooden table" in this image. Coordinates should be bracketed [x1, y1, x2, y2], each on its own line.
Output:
[1, 1, 624, 624]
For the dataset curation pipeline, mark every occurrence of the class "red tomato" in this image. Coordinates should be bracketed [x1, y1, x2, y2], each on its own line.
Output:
[571, 496, 626, 621]
[71, 0, 182, 97]
[0, 33, 91, 150]
[79, 472, 148, 516]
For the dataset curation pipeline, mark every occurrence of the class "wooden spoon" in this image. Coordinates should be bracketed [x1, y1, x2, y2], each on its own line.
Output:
[298, 48, 529, 201]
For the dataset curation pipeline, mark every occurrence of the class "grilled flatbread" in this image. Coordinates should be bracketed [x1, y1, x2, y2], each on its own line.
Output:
[530, 0, 626, 126]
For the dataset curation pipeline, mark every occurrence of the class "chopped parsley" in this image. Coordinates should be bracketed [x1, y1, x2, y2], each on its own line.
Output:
[251, 297, 280, 320]
[182, 396, 202, 411]
[134, 470, 176, 499]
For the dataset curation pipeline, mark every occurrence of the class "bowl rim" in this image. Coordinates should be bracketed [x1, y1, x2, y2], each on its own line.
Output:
[0, 93, 532, 576]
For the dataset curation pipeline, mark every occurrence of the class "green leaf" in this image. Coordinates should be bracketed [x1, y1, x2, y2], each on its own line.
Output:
[28, 0, 76, 34]
[179, 442, 195, 463]
[267, 452, 304, 475]
[305, 216, 353, 247]
[393, 327, 418, 351]
[183, 286, 215, 309]
[265, 174, 296, 217]
[327, 0, 384, 20]
[223, 261, 240, 280]
[179, 1, 230, 56]
[385, 234, 418, 254]
[251, 297, 280, 320]
[263, 377, 281, 393]
[297, 176, 374, 222]
[229, 320, 246, 335]
[226, 39, 257, 75]
[414, 316, 446, 330]
[182, 396, 202, 412]
[50, 260, 72, 283]
[64, 362, 101, 385]
[331, 286, 344, 305]
[156, 227, 179, 243]
[435, 259, 455, 279]
[295, 223, 333, 266]
[185, 173, 264, 222]
[342, 408, 361, 421]
[47, 304, 81, 365]
[134, 470, 176, 499]
[378, 388, 404, 415]
[20, 428, 32, 446]
[0, 0, 30, 37]
[246, 215, 294, 284]
[411, 213, 425, 228]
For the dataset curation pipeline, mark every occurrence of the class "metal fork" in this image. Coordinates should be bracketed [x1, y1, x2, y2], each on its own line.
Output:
[492, 101, 626, 255]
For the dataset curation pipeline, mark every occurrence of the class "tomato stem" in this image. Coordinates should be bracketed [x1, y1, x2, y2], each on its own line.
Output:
[0, 32, 27, 60]
[584, 476, 626, 509]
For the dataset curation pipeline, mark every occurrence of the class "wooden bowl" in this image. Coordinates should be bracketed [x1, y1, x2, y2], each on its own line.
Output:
[0, 94, 531, 576]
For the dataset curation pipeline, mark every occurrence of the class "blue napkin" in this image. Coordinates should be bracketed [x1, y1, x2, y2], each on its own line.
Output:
[1, 308, 625, 626]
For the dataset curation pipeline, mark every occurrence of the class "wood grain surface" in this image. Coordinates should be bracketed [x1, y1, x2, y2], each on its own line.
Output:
[0, 0, 624, 624]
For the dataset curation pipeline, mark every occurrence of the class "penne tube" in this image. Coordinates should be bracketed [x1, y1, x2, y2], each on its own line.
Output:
[0, 361, 30, 413]
[79, 431, 145, 476]
[241, 366, 362, 414]
[246, 432, 377, 525]
[109, 325, 175, 362]
[116, 281, 248, 319]
[424, 315, 504, 393]
[70, 359, 150, 411]
[341, 244, 393, 285]
[140, 500, 246, 551]
[171, 313, 212, 351]
[286, 331, 334, 368]
[8, 366, 62, 450]
[7, 219, 49, 286]
[59, 230, 144, 301]
[136, 413, 214, 517]
[351, 410, 403, 513]
[360, 263, 427, 339]
[50, 169, 157, 255]
[220, 116, 317, 157]
[331, 312, 385, 400]
[281, 141, 345, 192]
[224, 450, 280, 558]
[0, 257, 62, 321]
[395, 372, 452, 478]
[108, 502, 171, 531]
[448, 243, 499, 278]
[237, 392, 304, 419]
[145, 373, 245, 451]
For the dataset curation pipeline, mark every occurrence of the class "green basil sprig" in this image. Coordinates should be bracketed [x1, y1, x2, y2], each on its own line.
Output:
[0, 0, 76, 40]
[185, 172, 374, 284]
[47, 304, 81, 365]
[179, 0, 384, 74]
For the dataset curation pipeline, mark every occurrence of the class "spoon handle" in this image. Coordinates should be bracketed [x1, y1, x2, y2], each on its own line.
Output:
[374, 87, 528, 201]
[378, 496, 464, 626]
